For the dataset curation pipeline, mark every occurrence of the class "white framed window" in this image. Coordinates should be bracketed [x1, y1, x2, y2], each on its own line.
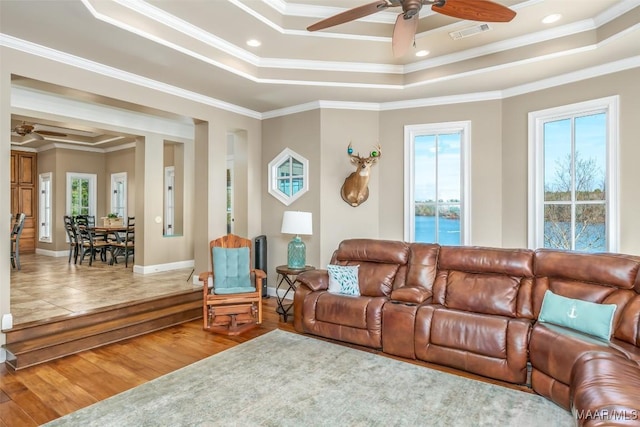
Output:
[39, 172, 52, 243]
[528, 96, 619, 252]
[66, 172, 97, 217]
[111, 172, 127, 219]
[268, 148, 309, 206]
[164, 166, 175, 236]
[404, 121, 471, 245]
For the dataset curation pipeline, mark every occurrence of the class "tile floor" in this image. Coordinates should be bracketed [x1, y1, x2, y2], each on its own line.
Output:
[9, 253, 199, 325]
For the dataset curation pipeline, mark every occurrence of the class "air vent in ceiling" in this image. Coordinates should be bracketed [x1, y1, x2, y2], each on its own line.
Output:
[449, 23, 491, 40]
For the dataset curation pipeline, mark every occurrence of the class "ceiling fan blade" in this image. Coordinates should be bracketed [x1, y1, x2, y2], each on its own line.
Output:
[307, 0, 391, 31]
[35, 130, 68, 137]
[432, 0, 516, 23]
[392, 13, 418, 58]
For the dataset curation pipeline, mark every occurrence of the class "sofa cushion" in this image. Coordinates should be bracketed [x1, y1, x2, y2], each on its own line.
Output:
[445, 271, 520, 317]
[327, 264, 360, 296]
[433, 246, 535, 318]
[415, 305, 532, 384]
[539, 290, 617, 340]
[212, 247, 253, 294]
[315, 293, 373, 329]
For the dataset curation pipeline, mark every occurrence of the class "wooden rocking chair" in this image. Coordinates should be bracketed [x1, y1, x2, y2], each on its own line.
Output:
[198, 234, 264, 336]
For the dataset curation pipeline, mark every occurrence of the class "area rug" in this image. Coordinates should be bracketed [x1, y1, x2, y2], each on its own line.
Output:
[45, 329, 572, 426]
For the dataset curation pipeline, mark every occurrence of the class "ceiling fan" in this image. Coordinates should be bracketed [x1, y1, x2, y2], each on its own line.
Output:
[307, 0, 516, 57]
[12, 122, 68, 140]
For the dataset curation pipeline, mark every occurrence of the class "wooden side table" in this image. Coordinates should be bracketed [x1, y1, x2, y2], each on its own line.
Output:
[275, 265, 315, 322]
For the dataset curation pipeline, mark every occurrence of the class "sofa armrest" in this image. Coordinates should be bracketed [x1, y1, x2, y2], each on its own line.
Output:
[390, 287, 432, 304]
[572, 352, 640, 426]
[296, 269, 329, 291]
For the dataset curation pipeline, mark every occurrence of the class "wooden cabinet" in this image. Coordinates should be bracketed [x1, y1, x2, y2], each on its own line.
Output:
[11, 151, 37, 254]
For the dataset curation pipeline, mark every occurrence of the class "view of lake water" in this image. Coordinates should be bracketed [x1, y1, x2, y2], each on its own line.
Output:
[415, 216, 606, 252]
[415, 215, 460, 245]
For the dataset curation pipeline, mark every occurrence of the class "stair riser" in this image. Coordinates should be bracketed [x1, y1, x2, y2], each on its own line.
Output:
[5, 308, 202, 371]
[4, 291, 201, 344]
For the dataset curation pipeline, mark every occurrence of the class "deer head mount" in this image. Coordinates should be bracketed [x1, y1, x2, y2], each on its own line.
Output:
[340, 143, 382, 207]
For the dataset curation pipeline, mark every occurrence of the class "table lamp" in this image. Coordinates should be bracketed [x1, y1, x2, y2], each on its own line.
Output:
[281, 211, 312, 269]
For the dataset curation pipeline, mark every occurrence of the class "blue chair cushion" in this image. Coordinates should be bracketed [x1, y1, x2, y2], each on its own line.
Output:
[212, 247, 254, 294]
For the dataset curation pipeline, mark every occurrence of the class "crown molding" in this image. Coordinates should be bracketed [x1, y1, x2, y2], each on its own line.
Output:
[1, 34, 262, 120]
[264, 56, 640, 118]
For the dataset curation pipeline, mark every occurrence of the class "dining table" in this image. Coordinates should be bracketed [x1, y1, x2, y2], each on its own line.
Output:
[81, 225, 132, 263]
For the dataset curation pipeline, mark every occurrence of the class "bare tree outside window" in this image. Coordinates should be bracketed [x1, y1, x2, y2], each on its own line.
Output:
[544, 152, 606, 251]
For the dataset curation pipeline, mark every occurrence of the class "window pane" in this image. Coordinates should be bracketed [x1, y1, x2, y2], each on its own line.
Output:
[414, 203, 436, 243]
[413, 130, 463, 244]
[575, 204, 606, 252]
[438, 133, 461, 202]
[575, 113, 606, 201]
[291, 158, 304, 177]
[291, 177, 303, 195]
[277, 158, 291, 177]
[544, 204, 571, 249]
[438, 204, 461, 245]
[414, 135, 436, 202]
[544, 119, 572, 202]
[277, 178, 291, 196]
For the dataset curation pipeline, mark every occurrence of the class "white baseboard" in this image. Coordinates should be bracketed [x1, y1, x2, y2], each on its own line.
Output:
[35, 248, 67, 257]
[0, 348, 5, 363]
[134, 260, 195, 275]
[34, 249, 195, 276]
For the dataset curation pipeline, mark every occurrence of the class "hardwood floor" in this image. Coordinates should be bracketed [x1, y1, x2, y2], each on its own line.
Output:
[10, 253, 198, 325]
[0, 297, 294, 427]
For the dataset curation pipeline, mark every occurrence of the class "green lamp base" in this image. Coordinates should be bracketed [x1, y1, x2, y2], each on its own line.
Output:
[287, 235, 306, 269]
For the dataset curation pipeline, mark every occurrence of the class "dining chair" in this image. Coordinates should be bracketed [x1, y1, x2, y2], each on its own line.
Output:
[111, 219, 135, 267]
[63, 215, 79, 264]
[10, 213, 26, 270]
[76, 223, 111, 266]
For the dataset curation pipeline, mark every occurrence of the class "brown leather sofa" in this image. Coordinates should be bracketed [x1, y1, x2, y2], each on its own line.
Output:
[294, 239, 640, 425]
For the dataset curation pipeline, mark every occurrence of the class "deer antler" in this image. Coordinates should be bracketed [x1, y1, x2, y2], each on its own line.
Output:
[370, 144, 381, 159]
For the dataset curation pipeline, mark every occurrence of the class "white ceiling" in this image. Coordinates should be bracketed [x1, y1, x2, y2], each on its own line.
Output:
[2, 0, 639, 148]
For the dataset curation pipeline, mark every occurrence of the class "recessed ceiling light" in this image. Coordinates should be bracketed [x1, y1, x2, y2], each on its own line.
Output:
[246, 39, 261, 47]
[415, 50, 430, 57]
[542, 14, 562, 24]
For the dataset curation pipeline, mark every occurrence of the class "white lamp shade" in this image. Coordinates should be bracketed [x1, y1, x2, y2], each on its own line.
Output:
[281, 211, 313, 235]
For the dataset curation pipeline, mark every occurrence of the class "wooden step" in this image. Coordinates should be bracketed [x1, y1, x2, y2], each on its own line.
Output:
[2, 289, 203, 371]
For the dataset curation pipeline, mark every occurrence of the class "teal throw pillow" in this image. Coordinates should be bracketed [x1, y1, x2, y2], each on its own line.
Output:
[212, 247, 254, 294]
[538, 290, 617, 341]
[327, 264, 360, 296]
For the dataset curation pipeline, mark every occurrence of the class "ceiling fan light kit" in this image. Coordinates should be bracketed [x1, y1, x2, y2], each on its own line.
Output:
[307, 0, 516, 57]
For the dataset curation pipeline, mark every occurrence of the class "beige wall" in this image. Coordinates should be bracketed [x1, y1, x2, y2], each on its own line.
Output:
[32, 147, 136, 254]
[262, 110, 321, 287]
[262, 69, 640, 268]
[320, 109, 381, 265]
[35, 148, 107, 253]
[379, 100, 503, 247]
[502, 68, 640, 255]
